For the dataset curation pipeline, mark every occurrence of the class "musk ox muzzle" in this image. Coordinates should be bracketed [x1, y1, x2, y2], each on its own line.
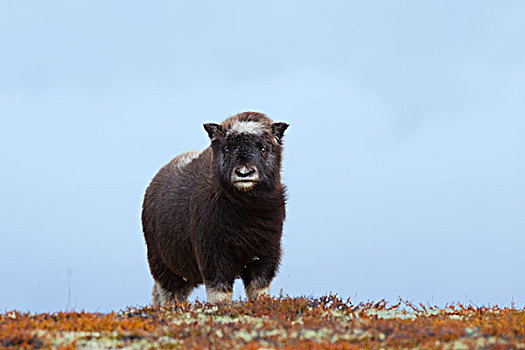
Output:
[231, 165, 259, 191]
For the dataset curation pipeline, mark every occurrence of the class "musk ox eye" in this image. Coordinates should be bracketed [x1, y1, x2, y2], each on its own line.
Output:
[224, 147, 230, 154]
[260, 146, 266, 153]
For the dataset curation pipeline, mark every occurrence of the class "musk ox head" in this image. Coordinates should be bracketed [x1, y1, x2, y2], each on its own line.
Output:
[204, 112, 288, 192]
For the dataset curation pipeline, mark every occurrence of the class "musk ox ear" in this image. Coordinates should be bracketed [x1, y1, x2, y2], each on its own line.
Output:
[271, 122, 289, 144]
[203, 123, 224, 141]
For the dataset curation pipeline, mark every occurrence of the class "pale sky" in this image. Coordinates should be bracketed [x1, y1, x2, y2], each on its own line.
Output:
[1, 1, 524, 312]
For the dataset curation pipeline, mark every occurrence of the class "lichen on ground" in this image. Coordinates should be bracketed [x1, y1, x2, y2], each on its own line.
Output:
[1, 295, 523, 349]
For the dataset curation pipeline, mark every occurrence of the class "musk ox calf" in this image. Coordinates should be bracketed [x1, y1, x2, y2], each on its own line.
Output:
[142, 112, 289, 305]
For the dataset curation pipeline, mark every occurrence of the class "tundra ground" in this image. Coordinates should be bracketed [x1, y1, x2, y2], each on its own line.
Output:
[1, 295, 523, 349]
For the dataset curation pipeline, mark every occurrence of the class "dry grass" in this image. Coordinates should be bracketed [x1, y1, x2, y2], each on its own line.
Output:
[1, 295, 523, 349]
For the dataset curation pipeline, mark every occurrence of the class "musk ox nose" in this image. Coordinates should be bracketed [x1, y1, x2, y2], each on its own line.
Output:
[234, 166, 256, 178]
[232, 166, 259, 191]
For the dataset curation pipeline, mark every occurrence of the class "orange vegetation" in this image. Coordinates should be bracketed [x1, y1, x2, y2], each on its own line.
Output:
[1, 295, 523, 349]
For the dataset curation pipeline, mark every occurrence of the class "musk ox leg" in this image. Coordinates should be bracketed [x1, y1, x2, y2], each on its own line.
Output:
[242, 255, 279, 300]
[152, 281, 172, 306]
[198, 254, 235, 304]
[148, 254, 194, 306]
[205, 284, 233, 304]
[245, 278, 271, 300]
[151, 279, 193, 306]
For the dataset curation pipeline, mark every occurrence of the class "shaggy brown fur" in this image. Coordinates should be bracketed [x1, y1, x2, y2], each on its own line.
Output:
[142, 112, 289, 304]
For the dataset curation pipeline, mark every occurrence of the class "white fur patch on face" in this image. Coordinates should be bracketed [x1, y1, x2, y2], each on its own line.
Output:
[227, 121, 266, 135]
[206, 287, 233, 304]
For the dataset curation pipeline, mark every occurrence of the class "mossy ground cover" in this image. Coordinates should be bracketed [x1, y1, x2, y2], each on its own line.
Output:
[1, 295, 523, 349]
